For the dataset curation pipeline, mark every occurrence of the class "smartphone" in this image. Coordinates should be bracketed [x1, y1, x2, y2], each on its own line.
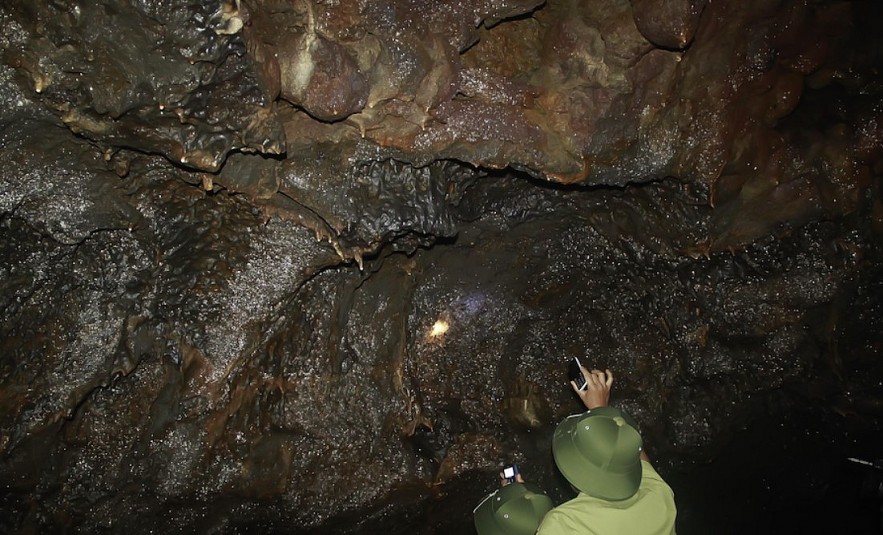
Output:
[568, 357, 588, 391]
[502, 464, 519, 483]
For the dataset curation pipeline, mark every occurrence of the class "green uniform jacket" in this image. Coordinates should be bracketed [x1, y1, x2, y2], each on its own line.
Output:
[536, 460, 676, 535]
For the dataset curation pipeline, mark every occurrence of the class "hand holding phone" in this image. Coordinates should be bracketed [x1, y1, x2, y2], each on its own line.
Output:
[570, 366, 614, 410]
[568, 357, 588, 391]
[502, 464, 519, 484]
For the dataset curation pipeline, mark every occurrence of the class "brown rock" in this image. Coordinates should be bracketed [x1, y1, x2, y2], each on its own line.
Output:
[631, 0, 706, 49]
[278, 31, 369, 121]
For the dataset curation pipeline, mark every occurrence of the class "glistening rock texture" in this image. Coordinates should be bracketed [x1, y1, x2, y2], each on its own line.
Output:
[1, 0, 881, 533]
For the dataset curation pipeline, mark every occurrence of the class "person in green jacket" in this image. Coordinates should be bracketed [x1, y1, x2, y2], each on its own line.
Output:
[536, 366, 677, 534]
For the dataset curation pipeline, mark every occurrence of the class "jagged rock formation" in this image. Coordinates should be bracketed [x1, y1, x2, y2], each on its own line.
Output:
[1, 0, 881, 533]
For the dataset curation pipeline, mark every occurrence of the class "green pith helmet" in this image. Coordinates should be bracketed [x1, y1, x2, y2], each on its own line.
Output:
[473, 482, 554, 535]
[552, 406, 643, 501]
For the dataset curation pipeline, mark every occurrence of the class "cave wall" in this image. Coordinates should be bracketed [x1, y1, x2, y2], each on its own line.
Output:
[1, 0, 881, 533]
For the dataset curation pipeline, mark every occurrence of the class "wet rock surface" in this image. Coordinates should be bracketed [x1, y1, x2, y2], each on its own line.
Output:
[1, 0, 882, 533]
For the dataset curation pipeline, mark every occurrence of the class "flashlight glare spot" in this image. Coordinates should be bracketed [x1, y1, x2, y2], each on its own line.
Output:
[429, 320, 449, 337]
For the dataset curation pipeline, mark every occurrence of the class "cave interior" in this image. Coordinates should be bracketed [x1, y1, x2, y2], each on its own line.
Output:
[1, 0, 882, 533]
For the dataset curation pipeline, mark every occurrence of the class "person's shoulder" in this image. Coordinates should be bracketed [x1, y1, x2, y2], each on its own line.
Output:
[641, 460, 666, 481]
[639, 460, 676, 499]
[541, 493, 599, 521]
[536, 506, 575, 534]
[537, 495, 603, 534]
[539, 495, 587, 520]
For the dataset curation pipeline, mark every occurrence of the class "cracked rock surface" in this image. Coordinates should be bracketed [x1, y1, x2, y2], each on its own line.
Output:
[1, 0, 882, 533]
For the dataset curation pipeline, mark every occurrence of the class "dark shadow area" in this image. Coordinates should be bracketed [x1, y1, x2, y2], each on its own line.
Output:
[669, 401, 883, 535]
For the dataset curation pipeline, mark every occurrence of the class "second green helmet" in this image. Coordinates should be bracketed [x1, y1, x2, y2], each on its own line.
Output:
[473, 482, 554, 535]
